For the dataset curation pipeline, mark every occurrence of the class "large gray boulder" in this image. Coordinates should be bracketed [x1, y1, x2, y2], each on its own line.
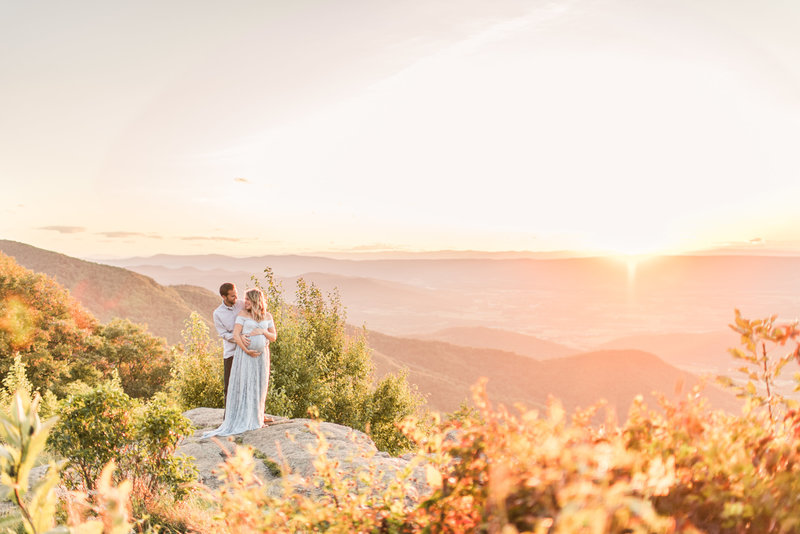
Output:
[176, 408, 429, 501]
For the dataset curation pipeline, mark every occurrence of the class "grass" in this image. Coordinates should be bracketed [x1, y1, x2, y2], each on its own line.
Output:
[232, 436, 282, 478]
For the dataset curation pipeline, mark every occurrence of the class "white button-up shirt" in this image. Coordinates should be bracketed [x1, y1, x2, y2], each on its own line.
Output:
[213, 300, 244, 359]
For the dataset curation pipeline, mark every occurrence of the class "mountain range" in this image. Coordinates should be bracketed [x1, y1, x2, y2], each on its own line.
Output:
[0, 239, 752, 414]
[98, 251, 800, 350]
[366, 329, 739, 414]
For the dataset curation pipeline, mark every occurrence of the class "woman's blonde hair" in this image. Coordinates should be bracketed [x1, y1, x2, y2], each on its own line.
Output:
[245, 289, 268, 322]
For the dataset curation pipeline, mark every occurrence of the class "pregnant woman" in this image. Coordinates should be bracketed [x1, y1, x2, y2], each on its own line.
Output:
[204, 288, 276, 437]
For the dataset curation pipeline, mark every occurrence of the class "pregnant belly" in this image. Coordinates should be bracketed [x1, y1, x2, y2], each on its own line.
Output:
[248, 334, 266, 352]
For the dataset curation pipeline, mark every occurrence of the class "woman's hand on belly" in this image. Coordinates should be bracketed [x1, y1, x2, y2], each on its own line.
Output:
[248, 334, 267, 352]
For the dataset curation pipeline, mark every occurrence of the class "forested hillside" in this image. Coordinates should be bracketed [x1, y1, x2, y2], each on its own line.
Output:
[0, 240, 217, 344]
[0, 252, 171, 397]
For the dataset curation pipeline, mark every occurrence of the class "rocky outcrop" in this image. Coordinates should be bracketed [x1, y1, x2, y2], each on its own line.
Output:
[176, 409, 428, 501]
[0, 410, 429, 520]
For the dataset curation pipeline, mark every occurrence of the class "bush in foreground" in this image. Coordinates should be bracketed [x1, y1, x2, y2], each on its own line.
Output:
[5, 311, 800, 533]
[48, 376, 197, 507]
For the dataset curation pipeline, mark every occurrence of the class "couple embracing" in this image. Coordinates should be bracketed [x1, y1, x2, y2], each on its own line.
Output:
[204, 283, 277, 437]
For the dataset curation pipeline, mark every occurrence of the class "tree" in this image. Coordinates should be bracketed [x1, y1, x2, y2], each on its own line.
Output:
[0, 253, 100, 395]
[93, 318, 172, 399]
[48, 376, 196, 499]
[0, 254, 174, 399]
[49, 377, 137, 491]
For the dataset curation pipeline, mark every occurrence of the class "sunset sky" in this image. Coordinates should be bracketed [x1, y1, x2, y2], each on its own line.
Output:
[2, 1, 799, 259]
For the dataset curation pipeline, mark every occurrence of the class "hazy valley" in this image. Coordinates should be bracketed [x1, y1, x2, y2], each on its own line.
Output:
[102, 249, 800, 368]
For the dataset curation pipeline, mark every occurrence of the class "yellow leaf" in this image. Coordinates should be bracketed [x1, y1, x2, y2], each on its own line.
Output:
[425, 465, 443, 491]
[69, 520, 104, 534]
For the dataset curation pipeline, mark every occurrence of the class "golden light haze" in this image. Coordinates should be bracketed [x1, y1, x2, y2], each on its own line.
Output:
[2, 1, 800, 258]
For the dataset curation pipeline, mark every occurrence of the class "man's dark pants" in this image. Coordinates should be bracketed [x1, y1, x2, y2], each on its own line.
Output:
[223, 356, 233, 417]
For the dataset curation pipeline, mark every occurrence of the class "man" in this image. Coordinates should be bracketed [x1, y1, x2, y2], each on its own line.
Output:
[213, 282, 247, 413]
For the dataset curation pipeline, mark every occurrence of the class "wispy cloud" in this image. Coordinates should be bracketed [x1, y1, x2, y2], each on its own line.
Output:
[179, 236, 247, 242]
[234, 177, 251, 184]
[97, 231, 163, 239]
[38, 226, 86, 234]
[94, 231, 247, 243]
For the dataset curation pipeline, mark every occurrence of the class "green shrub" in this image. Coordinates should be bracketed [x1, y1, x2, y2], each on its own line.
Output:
[134, 392, 197, 498]
[167, 312, 224, 410]
[367, 369, 420, 454]
[49, 377, 197, 502]
[254, 269, 422, 454]
[0, 353, 59, 420]
[0, 390, 136, 534]
[0, 391, 60, 534]
[49, 376, 137, 491]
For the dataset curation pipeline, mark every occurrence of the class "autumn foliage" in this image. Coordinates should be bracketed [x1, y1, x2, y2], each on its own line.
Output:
[196, 311, 800, 533]
[2, 314, 800, 532]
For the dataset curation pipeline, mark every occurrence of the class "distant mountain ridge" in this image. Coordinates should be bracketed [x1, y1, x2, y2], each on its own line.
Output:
[101, 252, 800, 290]
[366, 328, 741, 414]
[0, 240, 218, 344]
[99, 252, 800, 350]
[529, 349, 740, 415]
[419, 326, 579, 360]
[597, 331, 738, 373]
[89, 263, 465, 336]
